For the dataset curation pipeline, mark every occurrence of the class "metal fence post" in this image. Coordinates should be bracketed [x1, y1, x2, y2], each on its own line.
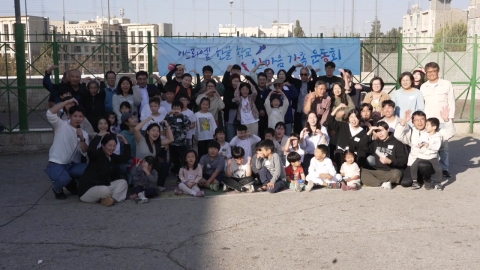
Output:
[396, 35, 403, 90]
[14, 20, 28, 131]
[147, 32, 153, 84]
[470, 34, 478, 133]
[52, 31, 60, 84]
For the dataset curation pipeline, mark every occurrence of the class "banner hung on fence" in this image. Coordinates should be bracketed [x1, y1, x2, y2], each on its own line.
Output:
[157, 37, 361, 76]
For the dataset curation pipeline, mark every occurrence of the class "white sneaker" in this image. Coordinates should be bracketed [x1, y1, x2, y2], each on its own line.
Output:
[381, 182, 392, 190]
[248, 184, 255, 193]
[135, 192, 149, 204]
[223, 184, 229, 192]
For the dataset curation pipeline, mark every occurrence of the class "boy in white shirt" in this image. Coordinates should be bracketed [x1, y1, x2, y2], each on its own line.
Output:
[410, 117, 443, 190]
[306, 145, 342, 191]
[224, 146, 255, 192]
[229, 125, 261, 163]
[380, 100, 400, 133]
[161, 87, 175, 113]
[140, 97, 167, 130]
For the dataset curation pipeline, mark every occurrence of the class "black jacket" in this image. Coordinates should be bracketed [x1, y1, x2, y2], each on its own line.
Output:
[78, 136, 131, 197]
[326, 114, 367, 154]
[285, 65, 317, 111]
[80, 88, 106, 132]
[361, 134, 407, 171]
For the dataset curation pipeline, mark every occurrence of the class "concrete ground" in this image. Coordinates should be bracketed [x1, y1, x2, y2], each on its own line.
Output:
[1, 134, 480, 270]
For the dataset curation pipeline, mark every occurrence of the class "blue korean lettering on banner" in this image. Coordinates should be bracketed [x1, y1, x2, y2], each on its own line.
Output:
[158, 37, 361, 75]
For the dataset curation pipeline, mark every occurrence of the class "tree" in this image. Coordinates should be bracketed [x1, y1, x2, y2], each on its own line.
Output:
[432, 21, 468, 52]
[0, 54, 17, 76]
[293, 20, 305, 37]
[361, 19, 401, 72]
[30, 42, 54, 75]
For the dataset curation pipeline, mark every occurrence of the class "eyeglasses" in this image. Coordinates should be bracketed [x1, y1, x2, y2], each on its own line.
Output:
[300, 73, 309, 76]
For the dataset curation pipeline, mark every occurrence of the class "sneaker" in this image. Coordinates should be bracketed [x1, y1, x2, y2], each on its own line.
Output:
[411, 181, 421, 190]
[52, 188, 66, 200]
[158, 186, 166, 192]
[129, 194, 138, 200]
[328, 182, 341, 189]
[223, 184, 229, 192]
[381, 182, 392, 190]
[210, 183, 219, 191]
[341, 182, 348, 191]
[240, 186, 248, 192]
[442, 170, 451, 177]
[295, 181, 301, 192]
[135, 197, 148, 204]
[174, 188, 183, 195]
[424, 181, 434, 190]
[195, 191, 205, 197]
[248, 184, 255, 193]
[434, 184, 443, 191]
[65, 179, 78, 195]
[306, 180, 315, 192]
[101, 197, 114, 206]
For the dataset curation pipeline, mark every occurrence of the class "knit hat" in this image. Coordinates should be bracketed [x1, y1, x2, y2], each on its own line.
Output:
[208, 140, 221, 150]
[121, 111, 137, 124]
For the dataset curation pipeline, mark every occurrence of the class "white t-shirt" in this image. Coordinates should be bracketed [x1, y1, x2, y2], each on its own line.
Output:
[340, 162, 361, 178]
[240, 97, 258, 124]
[138, 86, 149, 113]
[230, 135, 262, 161]
[183, 109, 196, 139]
[47, 110, 89, 164]
[219, 141, 232, 160]
[140, 106, 167, 131]
[160, 100, 172, 113]
[194, 111, 216, 141]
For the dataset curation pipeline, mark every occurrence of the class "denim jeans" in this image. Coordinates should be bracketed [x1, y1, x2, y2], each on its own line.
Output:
[45, 162, 87, 192]
[225, 123, 236, 142]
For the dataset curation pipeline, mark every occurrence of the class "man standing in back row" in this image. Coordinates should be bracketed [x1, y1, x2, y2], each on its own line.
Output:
[420, 62, 455, 178]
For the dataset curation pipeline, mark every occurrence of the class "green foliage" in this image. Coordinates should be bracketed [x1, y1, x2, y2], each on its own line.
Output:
[432, 21, 468, 52]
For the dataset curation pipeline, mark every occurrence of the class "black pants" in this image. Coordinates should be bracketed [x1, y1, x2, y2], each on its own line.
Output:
[333, 149, 345, 173]
[258, 167, 285, 193]
[223, 176, 254, 191]
[134, 186, 158, 198]
[197, 139, 212, 159]
[258, 115, 268, 139]
[169, 144, 187, 175]
[401, 160, 435, 187]
[156, 161, 170, 187]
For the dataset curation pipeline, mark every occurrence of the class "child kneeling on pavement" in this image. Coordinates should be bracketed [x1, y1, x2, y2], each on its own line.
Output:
[306, 145, 342, 191]
[254, 140, 286, 193]
[224, 146, 255, 192]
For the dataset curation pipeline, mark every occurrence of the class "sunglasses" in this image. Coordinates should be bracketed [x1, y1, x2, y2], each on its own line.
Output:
[300, 73, 309, 76]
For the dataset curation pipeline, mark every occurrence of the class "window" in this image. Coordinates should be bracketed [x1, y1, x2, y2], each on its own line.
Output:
[74, 46, 81, 53]
[139, 55, 144, 61]
[84, 46, 89, 53]
[131, 31, 135, 44]
[132, 64, 137, 70]
[4, 24, 9, 41]
[116, 47, 119, 53]
[139, 31, 143, 43]
[115, 32, 119, 44]
[117, 63, 120, 68]
[139, 63, 145, 70]
[147, 31, 151, 38]
[130, 47, 136, 53]
[92, 46, 96, 52]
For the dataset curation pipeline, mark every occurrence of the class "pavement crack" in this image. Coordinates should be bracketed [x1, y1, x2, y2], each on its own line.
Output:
[0, 241, 165, 253]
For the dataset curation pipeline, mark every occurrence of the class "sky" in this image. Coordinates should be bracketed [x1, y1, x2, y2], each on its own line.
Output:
[0, 0, 472, 36]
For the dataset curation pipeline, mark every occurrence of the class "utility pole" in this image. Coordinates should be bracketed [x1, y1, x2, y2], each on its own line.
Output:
[62, 0, 66, 35]
[230, 0, 234, 36]
[351, 0, 355, 36]
[14, 0, 28, 131]
[107, 0, 112, 69]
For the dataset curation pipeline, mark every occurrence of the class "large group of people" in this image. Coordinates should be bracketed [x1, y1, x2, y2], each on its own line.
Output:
[42, 60, 456, 206]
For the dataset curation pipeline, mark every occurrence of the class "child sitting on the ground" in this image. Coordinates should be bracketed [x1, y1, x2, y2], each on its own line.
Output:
[254, 139, 286, 193]
[410, 117, 443, 190]
[340, 150, 361, 191]
[285, 152, 306, 192]
[175, 150, 204, 197]
[306, 145, 342, 191]
[198, 140, 225, 191]
[224, 146, 255, 192]
[131, 156, 159, 204]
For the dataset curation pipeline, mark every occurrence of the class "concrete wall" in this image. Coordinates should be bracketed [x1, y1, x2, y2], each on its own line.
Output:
[0, 131, 53, 153]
